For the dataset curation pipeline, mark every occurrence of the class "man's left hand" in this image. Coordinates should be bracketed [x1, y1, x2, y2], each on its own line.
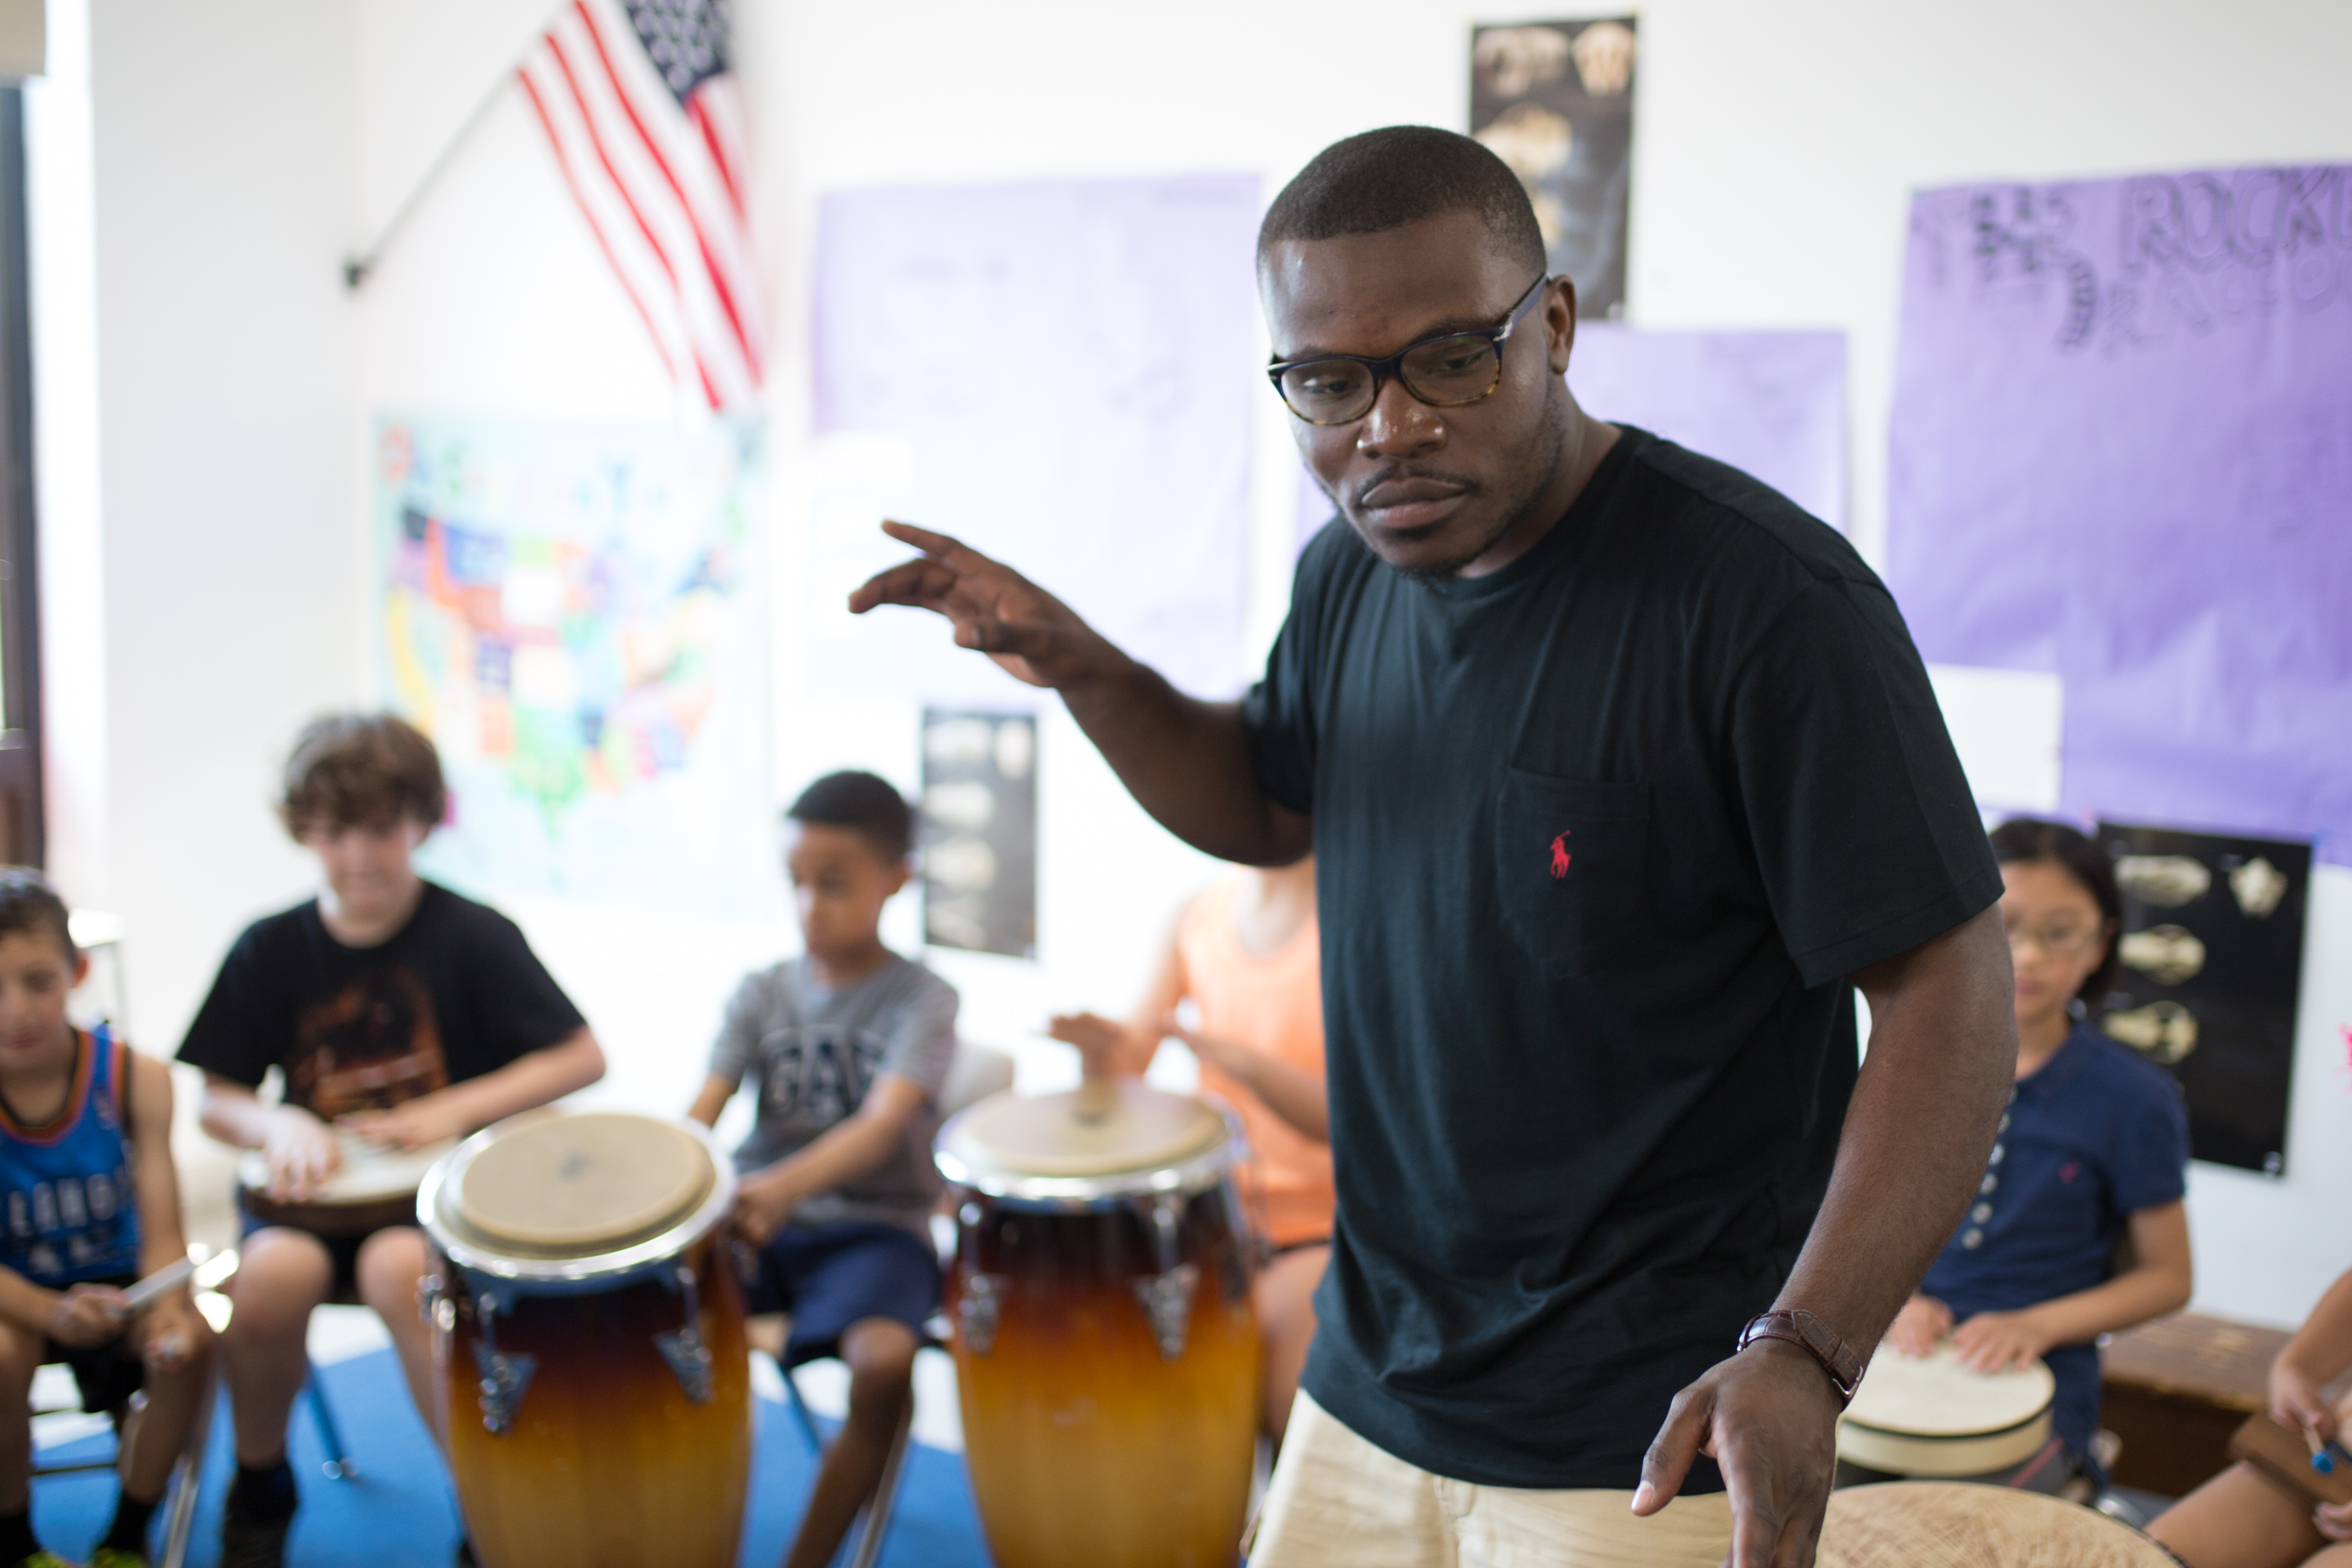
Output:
[1635, 1339, 1842, 1568]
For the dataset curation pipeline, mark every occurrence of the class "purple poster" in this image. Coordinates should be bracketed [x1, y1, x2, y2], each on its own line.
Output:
[808, 177, 1259, 703]
[1887, 169, 2352, 861]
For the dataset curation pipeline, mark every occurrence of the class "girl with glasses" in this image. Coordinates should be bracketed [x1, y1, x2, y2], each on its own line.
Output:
[1882, 818, 2194, 1493]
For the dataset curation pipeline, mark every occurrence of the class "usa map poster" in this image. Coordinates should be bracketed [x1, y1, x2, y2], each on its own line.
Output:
[375, 416, 771, 919]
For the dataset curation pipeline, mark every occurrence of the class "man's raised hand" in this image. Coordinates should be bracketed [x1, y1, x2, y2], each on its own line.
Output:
[848, 521, 1110, 690]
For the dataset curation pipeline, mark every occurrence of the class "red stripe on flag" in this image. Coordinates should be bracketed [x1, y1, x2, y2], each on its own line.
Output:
[514, 65, 681, 385]
[543, 27, 677, 287]
[573, 0, 760, 377]
[688, 94, 742, 216]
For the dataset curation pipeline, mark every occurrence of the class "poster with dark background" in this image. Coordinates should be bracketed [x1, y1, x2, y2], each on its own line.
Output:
[1470, 17, 1637, 319]
[2094, 822, 2309, 1175]
[919, 710, 1037, 960]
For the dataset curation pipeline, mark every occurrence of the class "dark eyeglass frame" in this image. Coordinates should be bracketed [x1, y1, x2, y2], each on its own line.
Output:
[1265, 274, 1553, 426]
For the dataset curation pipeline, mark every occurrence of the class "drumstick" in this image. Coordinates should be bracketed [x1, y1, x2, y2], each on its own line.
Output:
[118, 1257, 197, 1315]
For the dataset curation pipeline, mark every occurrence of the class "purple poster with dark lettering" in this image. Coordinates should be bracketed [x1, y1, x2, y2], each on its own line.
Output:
[1886, 169, 2352, 862]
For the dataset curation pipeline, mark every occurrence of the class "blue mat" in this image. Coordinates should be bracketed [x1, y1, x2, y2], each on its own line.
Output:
[29, 1349, 993, 1567]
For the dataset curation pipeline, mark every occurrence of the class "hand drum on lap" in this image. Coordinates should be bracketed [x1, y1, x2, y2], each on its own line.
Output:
[1818, 1483, 2179, 1567]
[1838, 1340, 2056, 1477]
[418, 1111, 750, 1568]
[238, 1132, 458, 1236]
[938, 1081, 1260, 1568]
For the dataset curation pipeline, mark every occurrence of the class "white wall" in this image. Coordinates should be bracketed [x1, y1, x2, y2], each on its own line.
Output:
[33, 0, 2352, 1324]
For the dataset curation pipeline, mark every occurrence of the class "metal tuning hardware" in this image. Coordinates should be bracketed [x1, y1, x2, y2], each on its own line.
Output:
[957, 1272, 1011, 1356]
[1133, 1193, 1199, 1359]
[654, 1262, 717, 1405]
[469, 1284, 536, 1436]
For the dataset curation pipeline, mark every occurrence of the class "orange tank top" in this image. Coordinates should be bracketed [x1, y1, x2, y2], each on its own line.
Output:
[1174, 879, 1334, 1249]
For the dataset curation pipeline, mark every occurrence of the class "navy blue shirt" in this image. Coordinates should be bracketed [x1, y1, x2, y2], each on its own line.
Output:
[1922, 1022, 2190, 1473]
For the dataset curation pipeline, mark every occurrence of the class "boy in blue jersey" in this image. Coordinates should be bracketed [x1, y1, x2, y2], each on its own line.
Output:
[0, 869, 212, 1568]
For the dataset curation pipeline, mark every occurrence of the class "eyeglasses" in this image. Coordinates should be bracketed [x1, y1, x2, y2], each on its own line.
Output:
[1266, 275, 1552, 426]
[2002, 916, 2104, 958]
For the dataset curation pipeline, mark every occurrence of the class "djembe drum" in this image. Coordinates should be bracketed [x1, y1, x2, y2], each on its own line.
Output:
[1818, 1482, 2179, 1566]
[417, 1110, 751, 1568]
[239, 1131, 458, 1236]
[1838, 1339, 2058, 1478]
[938, 1080, 1260, 1568]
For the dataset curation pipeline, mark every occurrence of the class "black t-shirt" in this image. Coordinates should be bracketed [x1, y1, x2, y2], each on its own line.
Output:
[1243, 427, 2001, 1490]
[178, 882, 586, 1117]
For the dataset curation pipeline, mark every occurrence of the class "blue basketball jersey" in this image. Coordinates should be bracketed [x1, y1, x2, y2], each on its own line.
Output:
[0, 1027, 143, 1286]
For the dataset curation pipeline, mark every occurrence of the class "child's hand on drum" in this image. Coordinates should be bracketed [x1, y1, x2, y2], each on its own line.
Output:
[341, 1094, 466, 1152]
[1886, 1294, 1954, 1356]
[263, 1106, 343, 1199]
[1950, 1307, 2053, 1373]
[734, 1169, 799, 1246]
[46, 1282, 129, 1348]
[1046, 1011, 1135, 1078]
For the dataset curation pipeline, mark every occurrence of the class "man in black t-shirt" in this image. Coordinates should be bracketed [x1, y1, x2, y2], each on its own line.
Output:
[180, 715, 604, 1568]
[851, 128, 2015, 1568]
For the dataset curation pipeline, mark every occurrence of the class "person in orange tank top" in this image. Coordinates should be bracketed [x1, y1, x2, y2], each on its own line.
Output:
[1050, 857, 1331, 1447]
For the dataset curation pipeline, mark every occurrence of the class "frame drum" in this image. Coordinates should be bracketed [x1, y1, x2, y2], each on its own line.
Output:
[938, 1081, 1260, 1568]
[1837, 1341, 2056, 1477]
[417, 1111, 750, 1568]
[238, 1133, 458, 1237]
[1818, 1482, 2178, 1566]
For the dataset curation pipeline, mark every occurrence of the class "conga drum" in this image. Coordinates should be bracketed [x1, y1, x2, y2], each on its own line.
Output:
[1818, 1482, 2179, 1566]
[937, 1080, 1261, 1568]
[416, 1110, 751, 1568]
[239, 1132, 458, 1236]
[1838, 1340, 2057, 1477]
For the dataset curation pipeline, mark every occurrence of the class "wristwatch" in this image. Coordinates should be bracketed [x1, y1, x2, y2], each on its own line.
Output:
[1737, 1308, 1864, 1406]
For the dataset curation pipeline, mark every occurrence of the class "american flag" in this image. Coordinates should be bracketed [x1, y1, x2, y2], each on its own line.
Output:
[518, 0, 763, 409]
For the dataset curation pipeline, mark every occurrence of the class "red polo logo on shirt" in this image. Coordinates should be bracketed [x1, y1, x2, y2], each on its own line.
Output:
[2060, 1163, 2080, 1182]
[1550, 831, 1572, 880]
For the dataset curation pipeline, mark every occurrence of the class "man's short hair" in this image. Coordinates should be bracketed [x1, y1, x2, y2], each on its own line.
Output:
[278, 713, 448, 837]
[0, 867, 75, 963]
[1259, 125, 1548, 276]
[787, 771, 913, 863]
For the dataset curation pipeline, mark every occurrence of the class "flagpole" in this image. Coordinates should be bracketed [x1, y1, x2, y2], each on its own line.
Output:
[343, 2, 569, 291]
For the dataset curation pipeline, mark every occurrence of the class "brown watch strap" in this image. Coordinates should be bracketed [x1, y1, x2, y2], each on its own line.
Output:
[1738, 1309, 1864, 1405]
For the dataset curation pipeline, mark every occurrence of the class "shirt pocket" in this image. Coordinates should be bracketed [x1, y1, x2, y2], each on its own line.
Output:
[1495, 769, 1654, 979]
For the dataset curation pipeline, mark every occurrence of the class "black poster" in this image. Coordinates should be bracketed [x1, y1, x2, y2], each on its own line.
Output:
[918, 710, 1037, 960]
[2093, 821, 2310, 1176]
[1469, 17, 1637, 320]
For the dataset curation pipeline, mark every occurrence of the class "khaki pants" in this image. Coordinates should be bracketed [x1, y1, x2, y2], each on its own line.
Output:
[1250, 1392, 1734, 1568]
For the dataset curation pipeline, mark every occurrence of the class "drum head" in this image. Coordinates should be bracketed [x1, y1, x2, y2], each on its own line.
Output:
[946, 1082, 1229, 1179]
[452, 1112, 713, 1250]
[1838, 1340, 2057, 1475]
[1818, 1483, 2176, 1566]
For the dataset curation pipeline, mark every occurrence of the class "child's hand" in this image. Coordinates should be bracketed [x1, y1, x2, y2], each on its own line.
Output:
[47, 1283, 129, 1348]
[2317, 1500, 2352, 1542]
[141, 1294, 206, 1372]
[1886, 1294, 1953, 1357]
[1950, 1308, 2053, 1373]
[734, 1171, 798, 1247]
[1046, 1012, 1132, 1078]
[341, 1097, 466, 1152]
[263, 1108, 343, 1200]
[2270, 1356, 2336, 1441]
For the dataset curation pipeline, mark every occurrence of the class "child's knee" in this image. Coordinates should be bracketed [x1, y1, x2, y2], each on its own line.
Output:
[842, 1319, 919, 1397]
[352, 1226, 427, 1313]
[227, 1229, 334, 1332]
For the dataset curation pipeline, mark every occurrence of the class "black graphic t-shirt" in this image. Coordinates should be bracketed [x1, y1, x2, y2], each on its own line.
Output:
[1243, 427, 2002, 1490]
[178, 882, 586, 1119]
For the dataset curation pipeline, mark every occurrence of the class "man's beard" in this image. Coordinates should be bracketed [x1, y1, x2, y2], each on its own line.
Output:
[1381, 405, 1571, 582]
